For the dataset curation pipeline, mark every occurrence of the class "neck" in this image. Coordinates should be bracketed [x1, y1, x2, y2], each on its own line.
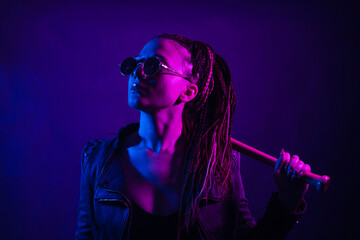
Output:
[138, 108, 185, 153]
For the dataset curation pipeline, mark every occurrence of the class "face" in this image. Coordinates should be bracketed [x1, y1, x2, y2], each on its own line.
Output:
[127, 38, 196, 113]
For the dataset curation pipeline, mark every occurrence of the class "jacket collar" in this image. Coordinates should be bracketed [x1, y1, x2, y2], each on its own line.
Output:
[97, 123, 140, 192]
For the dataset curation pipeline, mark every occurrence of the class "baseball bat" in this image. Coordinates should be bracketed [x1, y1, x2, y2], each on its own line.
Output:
[230, 138, 330, 193]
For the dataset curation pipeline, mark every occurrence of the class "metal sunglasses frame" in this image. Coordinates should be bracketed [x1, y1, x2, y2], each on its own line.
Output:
[120, 56, 191, 82]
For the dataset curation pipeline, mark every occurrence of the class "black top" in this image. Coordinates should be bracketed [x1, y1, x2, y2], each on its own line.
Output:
[129, 201, 180, 240]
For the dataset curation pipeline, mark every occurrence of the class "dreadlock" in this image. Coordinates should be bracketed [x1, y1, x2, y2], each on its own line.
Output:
[157, 34, 237, 235]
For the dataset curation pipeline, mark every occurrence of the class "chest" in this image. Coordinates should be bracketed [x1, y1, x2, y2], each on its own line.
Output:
[122, 147, 184, 215]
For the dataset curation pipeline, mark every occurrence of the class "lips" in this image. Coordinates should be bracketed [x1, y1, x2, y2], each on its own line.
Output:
[130, 83, 148, 93]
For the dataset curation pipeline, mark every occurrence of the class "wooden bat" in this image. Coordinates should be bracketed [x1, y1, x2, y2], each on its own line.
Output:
[230, 138, 330, 193]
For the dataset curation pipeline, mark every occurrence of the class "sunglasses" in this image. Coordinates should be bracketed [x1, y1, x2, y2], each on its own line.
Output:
[119, 56, 191, 82]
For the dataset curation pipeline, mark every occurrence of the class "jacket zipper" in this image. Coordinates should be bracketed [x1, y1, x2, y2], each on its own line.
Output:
[101, 188, 133, 240]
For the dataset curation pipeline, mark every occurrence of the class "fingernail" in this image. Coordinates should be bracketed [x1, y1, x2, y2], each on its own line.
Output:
[280, 148, 284, 155]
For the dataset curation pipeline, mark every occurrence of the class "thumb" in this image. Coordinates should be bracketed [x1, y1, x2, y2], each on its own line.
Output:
[274, 148, 285, 174]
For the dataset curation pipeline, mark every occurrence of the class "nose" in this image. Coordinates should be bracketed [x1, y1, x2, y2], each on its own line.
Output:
[132, 63, 147, 80]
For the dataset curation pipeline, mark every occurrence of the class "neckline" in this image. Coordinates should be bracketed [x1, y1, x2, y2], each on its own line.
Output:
[119, 149, 181, 217]
[131, 199, 179, 217]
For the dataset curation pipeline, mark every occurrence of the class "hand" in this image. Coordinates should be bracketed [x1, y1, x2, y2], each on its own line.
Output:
[273, 148, 311, 213]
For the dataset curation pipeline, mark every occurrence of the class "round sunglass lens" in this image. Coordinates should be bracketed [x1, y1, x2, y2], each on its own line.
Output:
[120, 57, 137, 76]
[143, 57, 160, 76]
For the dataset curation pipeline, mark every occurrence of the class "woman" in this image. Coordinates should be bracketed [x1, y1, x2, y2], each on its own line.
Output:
[76, 34, 311, 239]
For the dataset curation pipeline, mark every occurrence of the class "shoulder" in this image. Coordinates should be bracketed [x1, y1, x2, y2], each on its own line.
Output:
[81, 123, 140, 171]
[80, 137, 117, 175]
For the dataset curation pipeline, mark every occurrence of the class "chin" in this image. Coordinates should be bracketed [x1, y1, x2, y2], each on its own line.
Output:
[128, 95, 174, 113]
[128, 97, 150, 112]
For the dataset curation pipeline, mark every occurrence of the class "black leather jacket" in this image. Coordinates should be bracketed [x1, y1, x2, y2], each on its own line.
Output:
[75, 123, 304, 240]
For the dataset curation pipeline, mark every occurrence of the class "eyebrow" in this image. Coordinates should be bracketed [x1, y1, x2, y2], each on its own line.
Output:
[136, 54, 170, 66]
[155, 54, 170, 67]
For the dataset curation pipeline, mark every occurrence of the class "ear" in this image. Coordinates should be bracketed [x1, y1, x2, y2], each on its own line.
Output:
[179, 84, 198, 103]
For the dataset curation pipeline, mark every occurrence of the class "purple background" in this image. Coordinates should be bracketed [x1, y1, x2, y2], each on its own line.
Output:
[1, 1, 359, 239]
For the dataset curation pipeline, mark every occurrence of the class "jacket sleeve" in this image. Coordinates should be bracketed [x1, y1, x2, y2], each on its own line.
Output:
[232, 151, 306, 240]
[75, 140, 103, 240]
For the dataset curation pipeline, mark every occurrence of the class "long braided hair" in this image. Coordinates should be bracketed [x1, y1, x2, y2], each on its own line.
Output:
[157, 34, 237, 233]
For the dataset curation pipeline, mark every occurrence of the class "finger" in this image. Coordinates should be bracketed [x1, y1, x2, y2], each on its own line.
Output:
[283, 151, 290, 175]
[292, 160, 304, 180]
[274, 148, 285, 174]
[286, 154, 299, 177]
[299, 164, 311, 177]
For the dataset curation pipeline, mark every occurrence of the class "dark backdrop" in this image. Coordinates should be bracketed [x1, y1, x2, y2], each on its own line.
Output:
[1, 1, 359, 239]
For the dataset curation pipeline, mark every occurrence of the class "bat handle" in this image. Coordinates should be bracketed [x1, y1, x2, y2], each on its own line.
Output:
[230, 138, 331, 193]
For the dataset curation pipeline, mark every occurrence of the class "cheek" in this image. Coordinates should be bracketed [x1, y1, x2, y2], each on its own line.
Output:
[156, 85, 183, 104]
[160, 78, 186, 97]
[165, 86, 180, 96]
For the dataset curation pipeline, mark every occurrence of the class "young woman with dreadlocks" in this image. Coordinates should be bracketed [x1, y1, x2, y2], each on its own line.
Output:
[76, 34, 311, 240]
